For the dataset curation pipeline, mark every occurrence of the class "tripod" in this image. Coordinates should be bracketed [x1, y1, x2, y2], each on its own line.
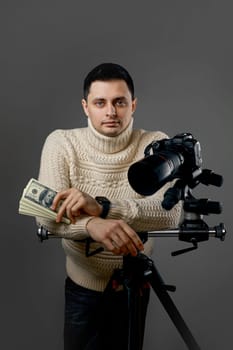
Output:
[100, 175, 226, 350]
[105, 250, 200, 350]
[102, 212, 225, 350]
[37, 211, 226, 350]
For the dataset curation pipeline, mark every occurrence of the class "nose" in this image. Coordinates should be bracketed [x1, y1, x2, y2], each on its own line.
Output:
[106, 103, 116, 117]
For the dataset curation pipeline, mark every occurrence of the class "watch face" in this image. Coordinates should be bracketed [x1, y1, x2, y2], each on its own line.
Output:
[96, 197, 109, 203]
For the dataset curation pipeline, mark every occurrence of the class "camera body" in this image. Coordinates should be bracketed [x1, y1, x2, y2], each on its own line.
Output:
[145, 132, 202, 177]
[128, 133, 203, 196]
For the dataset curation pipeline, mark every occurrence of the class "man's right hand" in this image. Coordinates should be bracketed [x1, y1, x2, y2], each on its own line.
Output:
[86, 217, 144, 256]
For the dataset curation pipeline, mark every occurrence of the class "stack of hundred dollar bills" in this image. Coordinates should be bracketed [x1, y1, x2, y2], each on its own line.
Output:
[18, 178, 70, 224]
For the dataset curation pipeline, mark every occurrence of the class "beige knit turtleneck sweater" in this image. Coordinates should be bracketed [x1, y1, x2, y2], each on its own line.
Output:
[37, 118, 181, 291]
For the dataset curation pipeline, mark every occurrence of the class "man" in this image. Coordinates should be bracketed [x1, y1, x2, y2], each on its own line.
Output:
[39, 188, 55, 208]
[37, 63, 181, 350]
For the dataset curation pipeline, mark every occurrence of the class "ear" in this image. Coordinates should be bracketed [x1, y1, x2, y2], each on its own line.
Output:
[131, 97, 137, 114]
[81, 99, 89, 117]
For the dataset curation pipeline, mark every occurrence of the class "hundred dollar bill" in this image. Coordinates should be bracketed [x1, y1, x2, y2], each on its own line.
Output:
[18, 178, 70, 224]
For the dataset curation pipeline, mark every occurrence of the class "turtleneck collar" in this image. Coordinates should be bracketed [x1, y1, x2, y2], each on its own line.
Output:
[86, 118, 134, 154]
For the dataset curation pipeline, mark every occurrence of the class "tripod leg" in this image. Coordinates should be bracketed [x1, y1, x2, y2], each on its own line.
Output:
[103, 266, 149, 350]
[127, 285, 150, 350]
[148, 262, 201, 350]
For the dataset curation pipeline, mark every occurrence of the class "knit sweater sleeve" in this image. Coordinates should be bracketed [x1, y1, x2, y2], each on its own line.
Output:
[36, 130, 93, 240]
[107, 183, 182, 232]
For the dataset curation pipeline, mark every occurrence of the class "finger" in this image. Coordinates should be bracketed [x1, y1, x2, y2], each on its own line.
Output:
[51, 190, 70, 210]
[69, 197, 86, 215]
[122, 224, 144, 251]
[65, 198, 82, 221]
[66, 194, 88, 222]
[123, 239, 138, 256]
[103, 239, 122, 255]
[111, 234, 130, 256]
[109, 228, 136, 256]
[115, 226, 143, 256]
[56, 196, 73, 223]
[56, 193, 84, 223]
[68, 210, 81, 224]
[105, 224, 133, 256]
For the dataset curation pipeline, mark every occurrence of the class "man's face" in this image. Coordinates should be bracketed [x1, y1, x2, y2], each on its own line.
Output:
[44, 191, 54, 205]
[82, 80, 137, 137]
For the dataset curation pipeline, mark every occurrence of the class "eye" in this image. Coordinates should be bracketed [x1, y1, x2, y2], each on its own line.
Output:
[94, 100, 105, 107]
[115, 99, 128, 107]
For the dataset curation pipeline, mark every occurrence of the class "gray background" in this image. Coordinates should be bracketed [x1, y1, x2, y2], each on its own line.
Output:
[1, 0, 232, 349]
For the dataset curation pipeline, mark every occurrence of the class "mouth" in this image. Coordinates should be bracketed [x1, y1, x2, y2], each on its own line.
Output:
[102, 121, 120, 127]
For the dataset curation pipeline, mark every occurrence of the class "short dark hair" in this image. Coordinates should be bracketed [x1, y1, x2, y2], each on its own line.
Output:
[83, 63, 135, 100]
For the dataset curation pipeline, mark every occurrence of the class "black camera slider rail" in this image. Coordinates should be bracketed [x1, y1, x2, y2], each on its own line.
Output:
[143, 222, 226, 256]
[37, 222, 226, 257]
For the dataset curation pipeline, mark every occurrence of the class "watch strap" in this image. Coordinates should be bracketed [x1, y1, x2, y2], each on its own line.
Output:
[95, 196, 111, 218]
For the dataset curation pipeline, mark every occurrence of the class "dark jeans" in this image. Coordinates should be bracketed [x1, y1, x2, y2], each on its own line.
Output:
[64, 276, 150, 350]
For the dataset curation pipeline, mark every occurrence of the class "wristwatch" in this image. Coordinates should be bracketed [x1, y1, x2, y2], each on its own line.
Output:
[95, 196, 111, 218]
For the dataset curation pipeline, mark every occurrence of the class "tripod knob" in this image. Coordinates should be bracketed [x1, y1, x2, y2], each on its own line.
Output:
[184, 198, 222, 215]
[37, 226, 49, 241]
[214, 223, 226, 241]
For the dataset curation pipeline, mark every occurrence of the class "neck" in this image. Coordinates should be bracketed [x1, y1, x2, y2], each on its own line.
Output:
[86, 118, 134, 154]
